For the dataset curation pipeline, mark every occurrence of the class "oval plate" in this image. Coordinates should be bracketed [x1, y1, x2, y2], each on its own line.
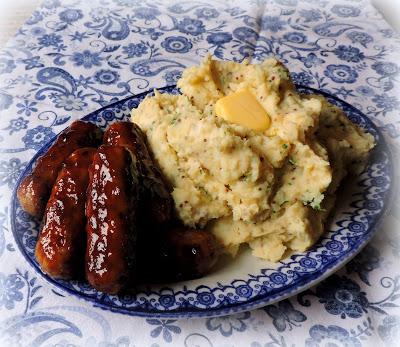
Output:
[11, 85, 393, 318]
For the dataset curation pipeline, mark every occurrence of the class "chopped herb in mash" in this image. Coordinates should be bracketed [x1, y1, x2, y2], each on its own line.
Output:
[133, 56, 374, 262]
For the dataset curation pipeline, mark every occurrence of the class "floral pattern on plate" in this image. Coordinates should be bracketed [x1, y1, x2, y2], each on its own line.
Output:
[10, 85, 393, 319]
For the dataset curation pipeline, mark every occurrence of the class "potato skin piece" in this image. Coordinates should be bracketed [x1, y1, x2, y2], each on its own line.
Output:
[18, 121, 102, 218]
[85, 145, 139, 294]
[35, 148, 97, 279]
[103, 121, 172, 225]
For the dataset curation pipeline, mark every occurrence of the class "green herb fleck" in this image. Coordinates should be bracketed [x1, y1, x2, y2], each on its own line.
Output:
[197, 186, 211, 198]
[239, 173, 251, 181]
[289, 156, 296, 166]
[277, 68, 289, 80]
[282, 143, 288, 150]
[302, 196, 325, 211]
[219, 75, 226, 88]
[220, 73, 232, 88]
[170, 112, 180, 125]
[310, 201, 324, 211]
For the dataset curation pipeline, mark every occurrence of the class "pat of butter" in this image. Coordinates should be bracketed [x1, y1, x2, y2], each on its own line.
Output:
[215, 89, 270, 131]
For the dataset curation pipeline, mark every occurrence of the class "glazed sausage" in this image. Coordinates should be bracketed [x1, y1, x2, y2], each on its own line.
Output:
[86, 145, 140, 294]
[140, 227, 219, 282]
[163, 228, 218, 280]
[103, 121, 172, 225]
[18, 121, 102, 218]
[35, 148, 97, 279]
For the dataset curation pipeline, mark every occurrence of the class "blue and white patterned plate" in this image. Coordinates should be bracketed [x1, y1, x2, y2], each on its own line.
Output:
[10, 85, 393, 318]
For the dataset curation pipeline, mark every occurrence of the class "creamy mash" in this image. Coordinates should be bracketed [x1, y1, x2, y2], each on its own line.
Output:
[132, 56, 374, 262]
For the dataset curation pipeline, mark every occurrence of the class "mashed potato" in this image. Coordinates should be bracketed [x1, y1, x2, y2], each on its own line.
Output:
[132, 56, 374, 262]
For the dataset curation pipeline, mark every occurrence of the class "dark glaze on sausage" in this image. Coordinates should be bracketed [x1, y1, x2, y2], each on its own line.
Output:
[103, 121, 172, 225]
[18, 121, 102, 218]
[164, 228, 218, 279]
[104, 122, 218, 282]
[86, 145, 140, 294]
[140, 227, 219, 282]
[35, 148, 97, 279]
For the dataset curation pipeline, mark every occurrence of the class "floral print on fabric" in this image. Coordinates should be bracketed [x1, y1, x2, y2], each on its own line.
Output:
[346, 245, 381, 285]
[378, 315, 400, 346]
[0, 273, 24, 310]
[305, 324, 362, 347]
[0, 159, 26, 188]
[22, 125, 55, 150]
[264, 300, 306, 332]
[206, 312, 251, 337]
[315, 275, 369, 319]
[146, 319, 181, 343]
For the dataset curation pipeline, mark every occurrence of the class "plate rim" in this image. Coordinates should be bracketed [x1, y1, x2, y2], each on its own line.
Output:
[10, 84, 395, 318]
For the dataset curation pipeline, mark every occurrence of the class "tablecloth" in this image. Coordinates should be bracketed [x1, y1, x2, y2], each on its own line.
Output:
[0, 0, 399, 346]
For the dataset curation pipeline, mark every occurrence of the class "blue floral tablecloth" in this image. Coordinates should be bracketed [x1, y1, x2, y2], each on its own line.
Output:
[0, 0, 399, 346]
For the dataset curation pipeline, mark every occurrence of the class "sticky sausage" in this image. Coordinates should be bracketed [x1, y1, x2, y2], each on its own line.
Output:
[163, 228, 219, 280]
[85, 145, 140, 294]
[18, 121, 102, 218]
[103, 121, 172, 225]
[35, 148, 97, 279]
[140, 227, 219, 282]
